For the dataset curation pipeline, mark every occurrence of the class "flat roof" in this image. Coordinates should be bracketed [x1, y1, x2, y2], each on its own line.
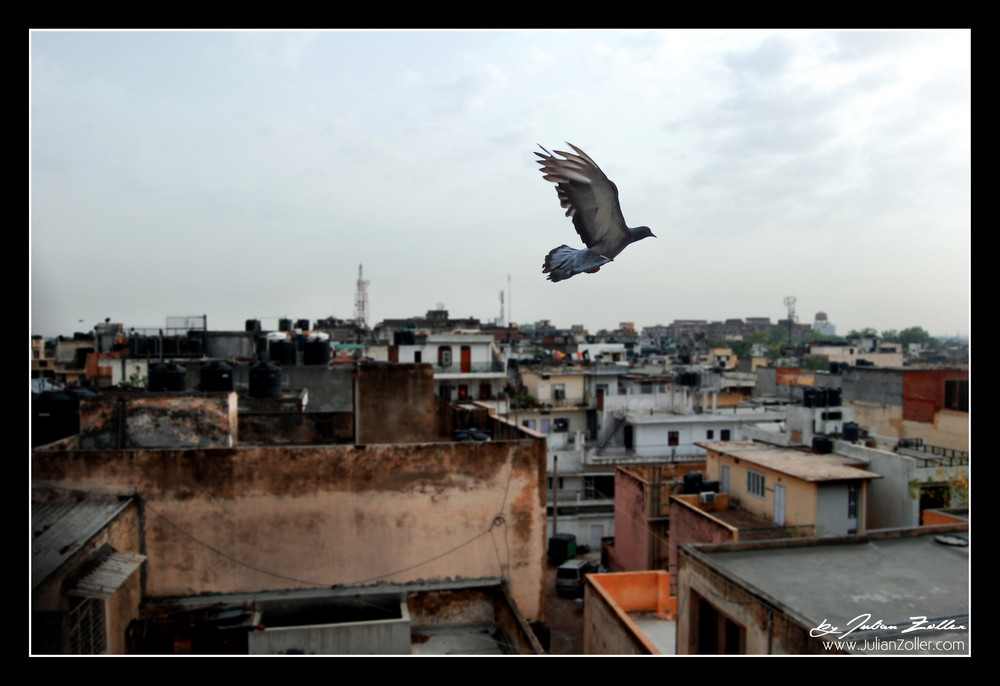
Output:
[699, 440, 881, 482]
[628, 412, 781, 426]
[688, 530, 969, 654]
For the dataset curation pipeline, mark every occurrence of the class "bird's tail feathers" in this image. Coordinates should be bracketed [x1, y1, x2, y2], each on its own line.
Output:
[543, 246, 611, 282]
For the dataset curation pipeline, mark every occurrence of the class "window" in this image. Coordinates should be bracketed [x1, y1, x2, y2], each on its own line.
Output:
[945, 379, 969, 412]
[747, 470, 765, 498]
[584, 475, 615, 500]
[553, 418, 569, 433]
[458, 384, 469, 400]
[414, 351, 422, 363]
[67, 595, 106, 655]
[437, 346, 452, 367]
[706, 430, 715, 439]
[721, 429, 731, 441]
[641, 382, 653, 394]
[668, 431, 679, 447]
[553, 383, 566, 400]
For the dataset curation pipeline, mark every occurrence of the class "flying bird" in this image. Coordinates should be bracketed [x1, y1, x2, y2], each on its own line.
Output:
[536, 143, 655, 282]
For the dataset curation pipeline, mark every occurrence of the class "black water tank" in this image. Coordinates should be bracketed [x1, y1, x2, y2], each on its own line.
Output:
[129, 335, 148, 355]
[245, 319, 262, 332]
[842, 421, 859, 442]
[148, 362, 187, 391]
[269, 340, 296, 365]
[249, 362, 282, 398]
[295, 319, 310, 331]
[200, 361, 234, 392]
[812, 436, 833, 454]
[827, 387, 841, 407]
[303, 339, 331, 365]
[803, 388, 815, 407]
[279, 318, 293, 332]
[683, 473, 704, 494]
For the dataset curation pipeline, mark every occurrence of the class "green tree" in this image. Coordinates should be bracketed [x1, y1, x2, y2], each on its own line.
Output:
[801, 355, 831, 372]
[898, 326, 938, 347]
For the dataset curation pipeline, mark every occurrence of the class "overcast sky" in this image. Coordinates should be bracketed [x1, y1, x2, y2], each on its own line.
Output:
[30, 29, 970, 339]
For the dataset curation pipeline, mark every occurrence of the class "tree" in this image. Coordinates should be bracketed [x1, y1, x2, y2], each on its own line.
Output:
[898, 326, 938, 347]
[801, 355, 830, 372]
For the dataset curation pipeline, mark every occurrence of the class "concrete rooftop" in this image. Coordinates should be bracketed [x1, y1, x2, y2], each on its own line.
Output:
[693, 530, 969, 654]
[699, 440, 882, 482]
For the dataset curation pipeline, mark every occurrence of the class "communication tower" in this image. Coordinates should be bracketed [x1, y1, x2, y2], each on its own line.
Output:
[355, 264, 370, 329]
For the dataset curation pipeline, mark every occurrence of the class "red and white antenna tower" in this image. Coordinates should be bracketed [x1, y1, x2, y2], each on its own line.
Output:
[355, 264, 370, 329]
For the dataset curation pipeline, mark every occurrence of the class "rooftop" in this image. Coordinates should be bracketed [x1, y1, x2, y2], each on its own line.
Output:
[699, 440, 881, 482]
[685, 529, 969, 653]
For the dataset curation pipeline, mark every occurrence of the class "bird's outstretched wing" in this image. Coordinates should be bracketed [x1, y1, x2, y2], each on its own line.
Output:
[535, 143, 630, 252]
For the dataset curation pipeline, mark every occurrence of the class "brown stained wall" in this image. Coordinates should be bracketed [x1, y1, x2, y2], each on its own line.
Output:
[32, 434, 548, 622]
[356, 363, 442, 444]
[238, 412, 354, 444]
[78, 392, 237, 450]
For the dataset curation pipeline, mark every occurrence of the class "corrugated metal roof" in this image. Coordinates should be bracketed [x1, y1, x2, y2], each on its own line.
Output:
[70, 549, 146, 599]
[32, 498, 135, 589]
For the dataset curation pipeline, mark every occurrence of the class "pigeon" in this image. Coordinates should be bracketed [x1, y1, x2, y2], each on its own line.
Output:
[536, 143, 655, 282]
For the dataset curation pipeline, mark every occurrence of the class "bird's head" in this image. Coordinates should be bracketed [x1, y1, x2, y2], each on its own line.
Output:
[631, 226, 656, 241]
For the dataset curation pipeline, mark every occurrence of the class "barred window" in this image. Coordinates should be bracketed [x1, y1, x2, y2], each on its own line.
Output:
[68, 595, 106, 655]
[747, 470, 766, 499]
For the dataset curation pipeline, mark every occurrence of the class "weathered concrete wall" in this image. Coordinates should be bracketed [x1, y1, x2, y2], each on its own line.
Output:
[842, 367, 968, 451]
[356, 363, 441, 444]
[238, 411, 354, 444]
[676, 544, 832, 655]
[668, 496, 737, 590]
[78, 392, 237, 450]
[182, 361, 355, 414]
[836, 441, 918, 529]
[583, 578, 656, 655]
[32, 436, 547, 623]
[614, 469, 650, 572]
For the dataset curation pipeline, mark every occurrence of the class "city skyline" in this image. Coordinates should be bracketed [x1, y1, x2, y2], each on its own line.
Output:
[30, 30, 970, 339]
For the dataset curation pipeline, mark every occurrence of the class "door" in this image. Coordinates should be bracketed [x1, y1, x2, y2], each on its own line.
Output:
[460, 346, 471, 373]
[774, 484, 786, 526]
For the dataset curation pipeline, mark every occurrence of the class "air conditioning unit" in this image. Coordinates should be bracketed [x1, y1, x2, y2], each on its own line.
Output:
[700, 492, 716, 505]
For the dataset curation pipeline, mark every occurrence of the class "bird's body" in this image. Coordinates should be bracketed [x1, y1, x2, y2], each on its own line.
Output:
[536, 143, 654, 282]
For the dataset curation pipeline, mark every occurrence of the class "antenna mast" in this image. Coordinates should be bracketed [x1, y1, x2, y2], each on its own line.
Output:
[783, 295, 797, 345]
[355, 264, 370, 329]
